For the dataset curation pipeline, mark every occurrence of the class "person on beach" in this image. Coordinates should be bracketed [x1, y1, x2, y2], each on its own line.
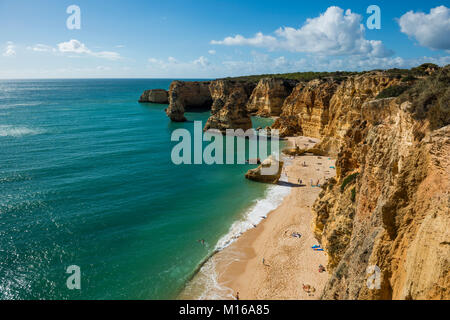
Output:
[235, 292, 240, 300]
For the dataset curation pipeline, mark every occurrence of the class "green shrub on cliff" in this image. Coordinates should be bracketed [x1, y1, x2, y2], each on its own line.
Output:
[399, 65, 450, 129]
[220, 71, 362, 83]
[411, 63, 439, 76]
[341, 173, 359, 193]
[351, 188, 356, 202]
[376, 85, 409, 99]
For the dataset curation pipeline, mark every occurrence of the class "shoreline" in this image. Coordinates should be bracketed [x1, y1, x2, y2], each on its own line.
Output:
[179, 136, 336, 300]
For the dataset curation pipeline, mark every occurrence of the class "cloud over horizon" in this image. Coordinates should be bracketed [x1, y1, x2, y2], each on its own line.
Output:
[3, 41, 16, 57]
[398, 5, 450, 51]
[57, 39, 122, 60]
[211, 6, 393, 58]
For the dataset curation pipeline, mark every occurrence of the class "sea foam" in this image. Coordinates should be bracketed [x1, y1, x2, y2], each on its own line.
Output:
[0, 125, 45, 137]
[187, 164, 292, 300]
[214, 172, 291, 251]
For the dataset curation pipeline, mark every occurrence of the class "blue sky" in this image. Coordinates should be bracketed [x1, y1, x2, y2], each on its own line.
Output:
[0, 0, 449, 78]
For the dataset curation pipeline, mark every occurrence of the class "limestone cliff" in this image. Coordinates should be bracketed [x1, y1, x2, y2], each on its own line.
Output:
[317, 73, 401, 157]
[204, 80, 256, 132]
[138, 89, 169, 104]
[165, 81, 212, 122]
[246, 78, 296, 116]
[272, 73, 400, 154]
[272, 79, 338, 138]
[312, 66, 450, 300]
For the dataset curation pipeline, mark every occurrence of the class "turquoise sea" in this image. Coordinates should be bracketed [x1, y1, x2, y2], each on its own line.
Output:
[0, 79, 283, 299]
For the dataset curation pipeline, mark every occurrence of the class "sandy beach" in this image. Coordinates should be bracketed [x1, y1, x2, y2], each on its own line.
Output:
[180, 136, 336, 300]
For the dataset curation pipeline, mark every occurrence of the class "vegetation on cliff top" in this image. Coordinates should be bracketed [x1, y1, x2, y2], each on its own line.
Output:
[400, 65, 450, 130]
[376, 84, 410, 99]
[219, 63, 441, 84]
[220, 71, 362, 83]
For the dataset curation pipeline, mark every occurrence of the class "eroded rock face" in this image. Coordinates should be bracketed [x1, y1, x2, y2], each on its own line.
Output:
[317, 73, 401, 156]
[138, 89, 169, 104]
[166, 81, 212, 122]
[245, 155, 284, 184]
[312, 95, 450, 300]
[246, 78, 296, 116]
[272, 80, 338, 138]
[203, 80, 256, 133]
[272, 74, 400, 153]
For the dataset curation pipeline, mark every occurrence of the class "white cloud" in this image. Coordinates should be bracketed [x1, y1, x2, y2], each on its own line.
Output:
[27, 44, 56, 52]
[96, 66, 112, 71]
[398, 6, 450, 51]
[208, 50, 216, 55]
[3, 41, 16, 57]
[193, 56, 209, 67]
[57, 39, 121, 60]
[211, 6, 393, 58]
[167, 56, 178, 64]
[219, 53, 450, 77]
[58, 39, 90, 54]
[148, 56, 210, 68]
[212, 32, 277, 48]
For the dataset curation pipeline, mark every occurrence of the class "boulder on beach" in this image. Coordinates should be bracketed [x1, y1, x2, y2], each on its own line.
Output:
[245, 155, 284, 184]
[139, 89, 169, 104]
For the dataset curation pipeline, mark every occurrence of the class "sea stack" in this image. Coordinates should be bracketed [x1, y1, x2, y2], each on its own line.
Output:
[165, 81, 212, 122]
[138, 89, 169, 104]
[203, 80, 256, 133]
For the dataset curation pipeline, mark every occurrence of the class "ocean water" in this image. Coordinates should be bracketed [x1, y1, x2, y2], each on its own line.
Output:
[0, 79, 286, 300]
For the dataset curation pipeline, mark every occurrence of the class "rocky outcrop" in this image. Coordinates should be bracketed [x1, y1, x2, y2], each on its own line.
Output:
[272, 80, 338, 138]
[317, 73, 401, 156]
[166, 81, 212, 122]
[245, 156, 284, 184]
[312, 67, 450, 300]
[246, 78, 296, 116]
[203, 80, 256, 133]
[272, 73, 400, 153]
[138, 89, 169, 104]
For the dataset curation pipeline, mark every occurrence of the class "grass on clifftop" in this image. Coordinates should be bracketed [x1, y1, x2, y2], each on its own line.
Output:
[399, 65, 450, 130]
[218, 63, 441, 84]
[219, 71, 362, 83]
[376, 85, 410, 99]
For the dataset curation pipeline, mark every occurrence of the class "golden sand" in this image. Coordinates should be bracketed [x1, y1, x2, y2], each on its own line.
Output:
[180, 136, 336, 300]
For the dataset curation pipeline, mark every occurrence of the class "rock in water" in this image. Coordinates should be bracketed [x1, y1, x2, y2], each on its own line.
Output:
[245, 156, 284, 184]
[138, 89, 169, 104]
[165, 81, 212, 122]
[204, 80, 256, 133]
